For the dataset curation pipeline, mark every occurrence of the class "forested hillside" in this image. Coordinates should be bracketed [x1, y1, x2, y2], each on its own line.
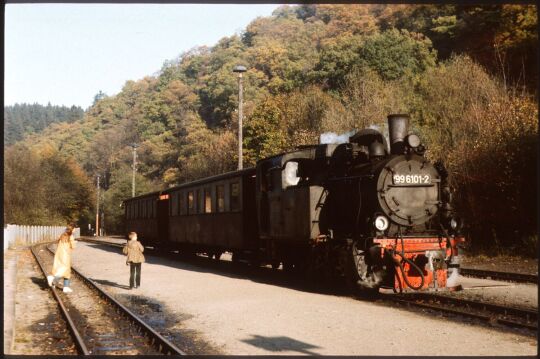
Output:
[4, 4, 537, 255]
[4, 103, 84, 145]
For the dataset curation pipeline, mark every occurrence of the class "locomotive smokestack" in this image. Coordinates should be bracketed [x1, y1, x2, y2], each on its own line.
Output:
[388, 114, 409, 155]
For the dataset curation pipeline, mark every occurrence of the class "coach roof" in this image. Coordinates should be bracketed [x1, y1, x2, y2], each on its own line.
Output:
[163, 167, 256, 194]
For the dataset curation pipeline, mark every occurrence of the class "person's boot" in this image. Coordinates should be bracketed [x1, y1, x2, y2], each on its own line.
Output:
[47, 275, 54, 287]
[63, 287, 73, 293]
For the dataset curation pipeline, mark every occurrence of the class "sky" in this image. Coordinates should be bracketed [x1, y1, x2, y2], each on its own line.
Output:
[5, 4, 281, 109]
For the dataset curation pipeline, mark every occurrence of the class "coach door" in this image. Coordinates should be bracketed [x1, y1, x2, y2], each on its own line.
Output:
[157, 194, 170, 247]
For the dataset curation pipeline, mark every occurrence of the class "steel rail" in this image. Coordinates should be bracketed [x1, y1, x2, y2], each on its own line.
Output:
[389, 292, 538, 331]
[45, 245, 186, 356]
[417, 292, 538, 321]
[30, 244, 90, 355]
[460, 268, 538, 284]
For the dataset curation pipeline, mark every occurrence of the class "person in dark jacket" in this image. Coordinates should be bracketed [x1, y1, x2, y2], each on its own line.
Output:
[122, 232, 145, 289]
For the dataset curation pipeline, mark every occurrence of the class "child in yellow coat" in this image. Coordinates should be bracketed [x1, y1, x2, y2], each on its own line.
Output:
[47, 226, 76, 293]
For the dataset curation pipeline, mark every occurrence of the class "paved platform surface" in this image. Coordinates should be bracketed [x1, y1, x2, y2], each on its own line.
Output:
[68, 241, 537, 355]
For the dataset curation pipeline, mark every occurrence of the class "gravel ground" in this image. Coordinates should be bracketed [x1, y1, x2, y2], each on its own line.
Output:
[454, 277, 537, 310]
[70, 241, 537, 356]
[4, 249, 18, 354]
[461, 253, 538, 275]
[9, 248, 76, 355]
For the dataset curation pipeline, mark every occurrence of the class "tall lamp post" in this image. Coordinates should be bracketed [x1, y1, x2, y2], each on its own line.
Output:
[233, 65, 247, 170]
[130, 143, 138, 197]
[95, 174, 100, 237]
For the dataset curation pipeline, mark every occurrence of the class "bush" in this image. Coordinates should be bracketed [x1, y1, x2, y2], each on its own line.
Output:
[413, 55, 538, 254]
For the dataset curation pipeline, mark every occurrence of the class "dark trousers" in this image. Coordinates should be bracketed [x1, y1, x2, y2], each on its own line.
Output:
[129, 262, 141, 288]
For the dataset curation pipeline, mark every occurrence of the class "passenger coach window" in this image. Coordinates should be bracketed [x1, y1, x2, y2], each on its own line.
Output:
[217, 185, 225, 212]
[179, 192, 186, 215]
[230, 182, 240, 211]
[171, 192, 178, 216]
[204, 187, 212, 213]
[197, 189, 203, 214]
[188, 191, 194, 214]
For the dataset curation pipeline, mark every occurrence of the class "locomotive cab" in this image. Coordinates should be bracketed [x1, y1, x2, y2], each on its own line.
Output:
[255, 144, 341, 267]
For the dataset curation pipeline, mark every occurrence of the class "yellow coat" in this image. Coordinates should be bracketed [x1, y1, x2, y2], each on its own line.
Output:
[52, 233, 76, 279]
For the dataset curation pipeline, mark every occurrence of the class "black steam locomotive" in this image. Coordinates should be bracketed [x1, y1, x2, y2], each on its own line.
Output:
[124, 114, 464, 292]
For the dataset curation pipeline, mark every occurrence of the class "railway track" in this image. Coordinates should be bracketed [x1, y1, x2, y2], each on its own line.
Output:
[387, 292, 538, 332]
[460, 268, 538, 284]
[31, 242, 185, 356]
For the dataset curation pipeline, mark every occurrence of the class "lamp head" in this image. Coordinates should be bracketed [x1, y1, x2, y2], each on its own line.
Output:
[233, 65, 247, 73]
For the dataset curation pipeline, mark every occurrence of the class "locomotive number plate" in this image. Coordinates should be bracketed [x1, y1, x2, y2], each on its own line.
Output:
[393, 174, 431, 185]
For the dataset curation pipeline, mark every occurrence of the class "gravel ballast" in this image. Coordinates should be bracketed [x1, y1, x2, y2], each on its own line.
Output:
[70, 241, 537, 355]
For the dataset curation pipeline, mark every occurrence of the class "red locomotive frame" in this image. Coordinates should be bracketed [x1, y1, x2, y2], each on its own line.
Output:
[374, 236, 465, 291]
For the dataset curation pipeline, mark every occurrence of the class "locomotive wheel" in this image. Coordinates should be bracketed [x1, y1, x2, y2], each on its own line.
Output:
[347, 242, 383, 296]
[283, 261, 294, 273]
[231, 252, 241, 265]
[214, 252, 222, 260]
[153, 245, 166, 255]
[271, 261, 280, 270]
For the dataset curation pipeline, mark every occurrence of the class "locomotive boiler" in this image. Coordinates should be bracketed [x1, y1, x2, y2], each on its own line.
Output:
[125, 114, 464, 293]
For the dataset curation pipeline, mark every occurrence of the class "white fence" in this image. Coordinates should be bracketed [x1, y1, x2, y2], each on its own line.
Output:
[3, 225, 80, 250]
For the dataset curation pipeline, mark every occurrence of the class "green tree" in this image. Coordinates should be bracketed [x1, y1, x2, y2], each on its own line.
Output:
[358, 28, 437, 81]
[102, 165, 159, 233]
[244, 96, 288, 166]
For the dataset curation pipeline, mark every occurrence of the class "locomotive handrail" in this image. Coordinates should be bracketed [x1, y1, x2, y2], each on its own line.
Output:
[325, 174, 374, 183]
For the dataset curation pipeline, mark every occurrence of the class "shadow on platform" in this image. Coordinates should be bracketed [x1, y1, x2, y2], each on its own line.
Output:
[91, 278, 131, 290]
[241, 334, 321, 355]
[80, 242, 356, 299]
[31, 276, 49, 290]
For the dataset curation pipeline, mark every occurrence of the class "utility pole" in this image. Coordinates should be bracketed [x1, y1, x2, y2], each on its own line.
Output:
[131, 143, 138, 197]
[233, 65, 247, 170]
[95, 174, 100, 237]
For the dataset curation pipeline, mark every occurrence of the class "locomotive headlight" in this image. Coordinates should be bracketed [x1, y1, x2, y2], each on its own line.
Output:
[374, 215, 389, 231]
[406, 134, 421, 148]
